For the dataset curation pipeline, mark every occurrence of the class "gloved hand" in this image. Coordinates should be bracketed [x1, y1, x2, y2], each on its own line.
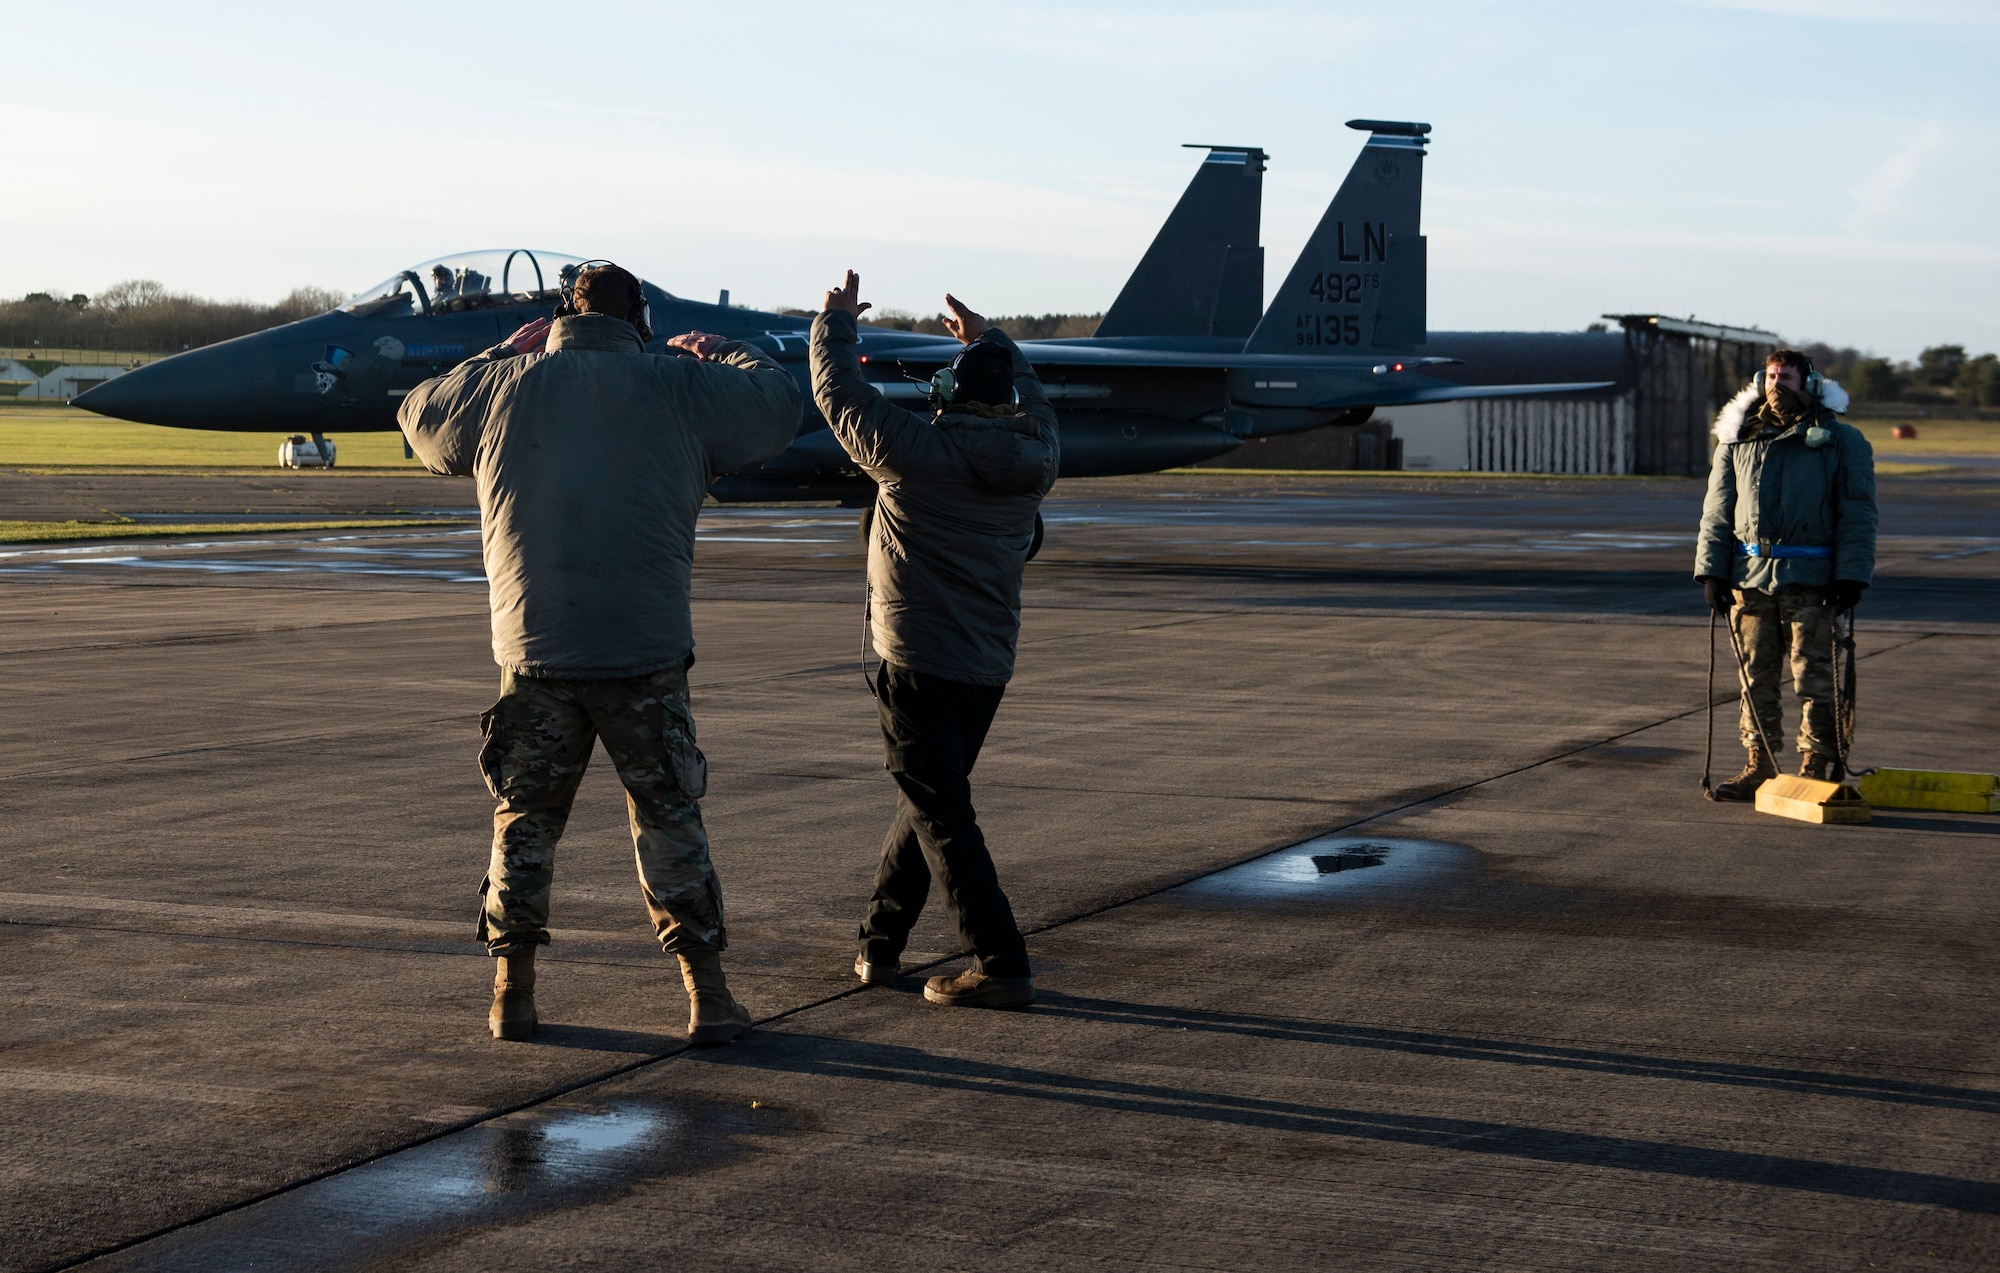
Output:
[500, 317, 552, 356]
[1701, 576, 1733, 615]
[1828, 580, 1866, 614]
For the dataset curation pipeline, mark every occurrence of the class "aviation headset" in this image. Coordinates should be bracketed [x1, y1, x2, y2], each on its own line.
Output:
[1754, 353, 1824, 402]
[555, 260, 653, 342]
[916, 342, 1019, 412]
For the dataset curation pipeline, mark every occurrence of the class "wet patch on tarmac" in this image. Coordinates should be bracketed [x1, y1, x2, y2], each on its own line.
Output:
[1168, 830, 1996, 955]
[83, 1095, 788, 1272]
[0, 529, 490, 584]
[1175, 836, 1479, 907]
[0, 512, 858, 584]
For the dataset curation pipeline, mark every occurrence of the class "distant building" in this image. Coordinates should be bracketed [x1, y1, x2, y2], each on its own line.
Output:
[0, 356, 135, 402]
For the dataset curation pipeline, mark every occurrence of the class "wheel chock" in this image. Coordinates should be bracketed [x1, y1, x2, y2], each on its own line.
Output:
[1755, 776, 1872, 825]
[1854, 768, 2000, 814]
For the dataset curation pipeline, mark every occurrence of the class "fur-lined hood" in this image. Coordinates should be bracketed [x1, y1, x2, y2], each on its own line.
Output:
[1713, 378, 1850, 444]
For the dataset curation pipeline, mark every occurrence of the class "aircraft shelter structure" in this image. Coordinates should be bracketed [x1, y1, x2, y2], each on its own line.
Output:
[1610, 314, 1780, 476]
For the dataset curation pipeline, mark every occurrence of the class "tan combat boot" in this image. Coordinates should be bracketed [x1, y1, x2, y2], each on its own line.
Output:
[489, 947, 537, 1042]
[1799, 753, 1833, 781]
[1711, 743, 1778, 802]
[677, 947, 753, 1047]
[923, 968, 1035, 1010]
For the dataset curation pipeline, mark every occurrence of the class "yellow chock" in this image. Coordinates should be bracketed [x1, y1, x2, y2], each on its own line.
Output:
[1854, 768, 2000, 814]
[1755, 775, 1872, 825]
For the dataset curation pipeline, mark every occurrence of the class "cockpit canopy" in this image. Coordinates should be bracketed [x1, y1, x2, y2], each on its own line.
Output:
[340, 250, 651, 319]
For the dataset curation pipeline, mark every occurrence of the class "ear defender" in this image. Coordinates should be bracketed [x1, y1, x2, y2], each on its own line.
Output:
[556, 260, 611, 319]
[1755, 359, 1824, 402]
[927, 367, 958, 410]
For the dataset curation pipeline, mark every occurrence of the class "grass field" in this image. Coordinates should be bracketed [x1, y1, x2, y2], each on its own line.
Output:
[0, 404, 425, 468]
[1848, 417, 2000, 455]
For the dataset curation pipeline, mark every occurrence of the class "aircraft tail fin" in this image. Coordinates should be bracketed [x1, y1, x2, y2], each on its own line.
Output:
[1245, 120, 1428, 355]
[1094, 145, 1265, 339]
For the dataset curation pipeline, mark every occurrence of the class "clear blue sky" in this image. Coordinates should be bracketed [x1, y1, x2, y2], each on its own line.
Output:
[4, 0, 1994, 359]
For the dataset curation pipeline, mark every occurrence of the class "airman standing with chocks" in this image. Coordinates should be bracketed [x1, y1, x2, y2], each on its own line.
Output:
[1695, 348, 1877, 800]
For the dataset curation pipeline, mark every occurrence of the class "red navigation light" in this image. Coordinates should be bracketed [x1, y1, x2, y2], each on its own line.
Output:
[1392, 362, 1405, 372]
[859, 355, 870, 363]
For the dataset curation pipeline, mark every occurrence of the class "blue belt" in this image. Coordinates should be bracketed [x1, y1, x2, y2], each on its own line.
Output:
[1738, 543, 1831, 559]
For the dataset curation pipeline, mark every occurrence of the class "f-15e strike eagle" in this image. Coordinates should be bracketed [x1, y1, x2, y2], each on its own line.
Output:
[75, 120, 1608, 498]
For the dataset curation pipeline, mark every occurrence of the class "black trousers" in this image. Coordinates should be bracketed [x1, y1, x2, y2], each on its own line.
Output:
[857, 662, 1030, 978]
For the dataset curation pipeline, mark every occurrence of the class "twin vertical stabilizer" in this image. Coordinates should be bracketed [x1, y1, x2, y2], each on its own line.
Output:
[1246, 120, 1429, 354]
[1095, 146, 1266, 340]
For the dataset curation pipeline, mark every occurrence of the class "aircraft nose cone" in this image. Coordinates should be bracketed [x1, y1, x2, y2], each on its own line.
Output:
[72, 340, 279, 430]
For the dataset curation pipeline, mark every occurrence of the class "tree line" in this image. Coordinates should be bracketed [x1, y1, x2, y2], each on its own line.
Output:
[1802, 342, 2000, 408]
[862, 309, 1102, 340]
[6, 282, 1988, 407]
[773, 307, 1103, 340]
[6, 284, 1105, 353]
[0, 281, 346, 353]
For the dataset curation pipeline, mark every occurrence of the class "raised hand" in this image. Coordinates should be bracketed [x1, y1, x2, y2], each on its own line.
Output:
[666, 331, 727, 359]
[501, 316, 553, 355]
[823, 270, 872, 317]
[942, 294, 989, 344]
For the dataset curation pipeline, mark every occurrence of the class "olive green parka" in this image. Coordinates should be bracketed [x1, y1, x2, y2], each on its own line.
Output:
[400, 314, 801, 677]
[1694, 379, 1877, 592]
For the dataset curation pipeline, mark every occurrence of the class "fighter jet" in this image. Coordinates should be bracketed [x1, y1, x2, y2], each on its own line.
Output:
[75, 121, 1608, 499]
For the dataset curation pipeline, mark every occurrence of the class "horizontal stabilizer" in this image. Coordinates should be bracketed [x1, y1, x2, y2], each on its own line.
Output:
[1095, 146, 1266, 340]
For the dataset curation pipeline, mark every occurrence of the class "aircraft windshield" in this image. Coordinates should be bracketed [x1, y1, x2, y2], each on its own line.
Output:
[341, 250, 604, 318]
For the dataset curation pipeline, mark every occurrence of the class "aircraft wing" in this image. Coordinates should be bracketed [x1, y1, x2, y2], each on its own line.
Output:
[1326, 379, 1615, 407]
[863, 337, 1614, 409]
[868, 369, 1613, 407]
[878, 338, 1605, 381]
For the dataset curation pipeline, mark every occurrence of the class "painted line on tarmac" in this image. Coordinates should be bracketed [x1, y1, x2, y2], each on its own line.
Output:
[0, 892, 635, 946]
[0, 528, 484, 560]
[0, 525, 842, 582]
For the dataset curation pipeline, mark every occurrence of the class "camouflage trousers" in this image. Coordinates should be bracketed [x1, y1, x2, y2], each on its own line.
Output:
[1729, 585, 1836, 758]
[476, 665, 724, 956]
